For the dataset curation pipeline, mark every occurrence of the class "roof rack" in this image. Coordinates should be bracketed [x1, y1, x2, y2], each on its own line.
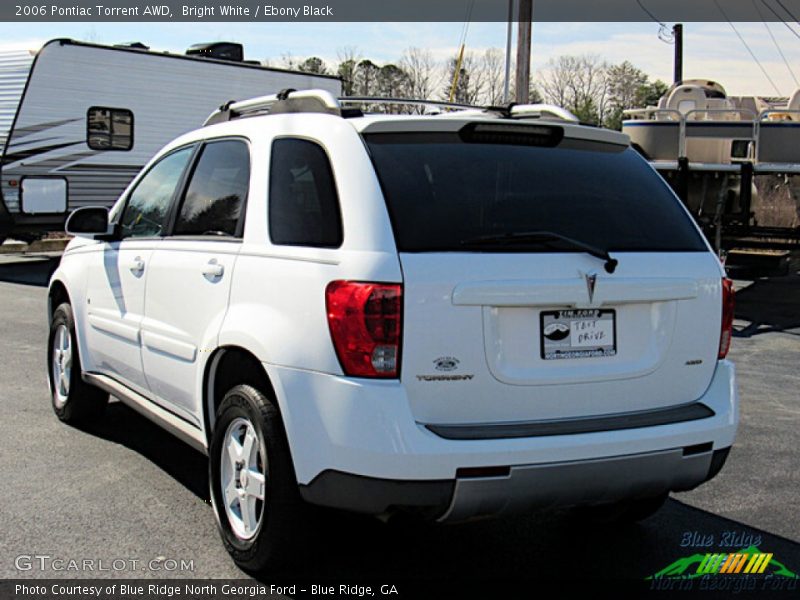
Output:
[339, 96, 481, 111]
[509, 104, 579, 122]
[204, 88, 579, 126]
[204, 88, 341, 125]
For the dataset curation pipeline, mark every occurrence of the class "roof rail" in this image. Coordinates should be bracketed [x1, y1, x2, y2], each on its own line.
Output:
[203, 88, 580, 126]
[339, 96, 481, 112]
[204, 88, 341, 125]
[509, 104, 580, 122]
[340, 98, 578, 121]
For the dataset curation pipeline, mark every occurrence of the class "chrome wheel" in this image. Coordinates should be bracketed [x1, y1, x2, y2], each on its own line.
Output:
[220, 417, 267, 540]
[51, 324, 72, 408]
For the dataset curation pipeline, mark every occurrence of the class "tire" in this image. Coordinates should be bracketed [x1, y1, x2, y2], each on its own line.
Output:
[209, 384, 308, 573]
[570, 493, 668, 525]
[48, 302, 108, 423]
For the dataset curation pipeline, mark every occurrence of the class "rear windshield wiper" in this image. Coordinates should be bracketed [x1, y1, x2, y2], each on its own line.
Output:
[460, 230, 618, 273]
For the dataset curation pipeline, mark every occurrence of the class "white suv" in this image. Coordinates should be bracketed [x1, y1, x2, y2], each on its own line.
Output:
[47, 89, 738, 572]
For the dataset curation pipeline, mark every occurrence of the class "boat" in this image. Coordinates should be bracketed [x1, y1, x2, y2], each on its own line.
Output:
[623, 79, 800, 254]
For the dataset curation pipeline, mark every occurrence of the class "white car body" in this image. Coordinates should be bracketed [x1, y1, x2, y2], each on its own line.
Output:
[48, 100, 738, 523]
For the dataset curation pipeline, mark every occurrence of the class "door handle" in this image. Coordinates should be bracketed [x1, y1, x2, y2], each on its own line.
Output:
[129, 257, 145, 274]
[202, 260, 224, 278]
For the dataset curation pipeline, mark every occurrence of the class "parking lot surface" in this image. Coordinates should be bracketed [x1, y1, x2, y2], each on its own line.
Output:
[0, 253, 798, 584]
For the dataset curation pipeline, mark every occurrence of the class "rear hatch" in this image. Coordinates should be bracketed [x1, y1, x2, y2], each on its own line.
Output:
[364, 121, 723, 425]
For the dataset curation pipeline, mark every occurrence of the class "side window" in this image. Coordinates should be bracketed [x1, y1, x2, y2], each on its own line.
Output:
[174, 140, 250, 237]
[269, 138, 343, 248]
[87, 107, 134, 151]
[119, 146, 193, 239]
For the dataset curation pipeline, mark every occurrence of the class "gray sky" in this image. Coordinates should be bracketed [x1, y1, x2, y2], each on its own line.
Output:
[1, 22, 799, 96]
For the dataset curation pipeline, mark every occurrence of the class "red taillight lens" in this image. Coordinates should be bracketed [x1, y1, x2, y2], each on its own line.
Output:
[326, 281, 402, 378]
[719, 278, 735, 359]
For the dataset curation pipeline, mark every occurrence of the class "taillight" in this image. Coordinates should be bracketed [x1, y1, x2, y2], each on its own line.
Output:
[719, 278, 735, 359]
[326, 281, 402, 378]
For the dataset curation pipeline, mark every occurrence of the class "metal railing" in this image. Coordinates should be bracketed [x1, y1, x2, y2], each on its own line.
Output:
[204, 88, 581, 126]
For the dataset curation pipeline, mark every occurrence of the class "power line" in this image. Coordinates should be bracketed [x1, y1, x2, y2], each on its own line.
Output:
[635, 0, 675, 43]
[457, 0, 476, 49]
[754, 0, 800, 87]
[715, 0, 783, 95]
[761, 0, 800, 40]
[636, 0, 666, 25]
[449, 0, 476, 102]
[774, 0, 800, 25]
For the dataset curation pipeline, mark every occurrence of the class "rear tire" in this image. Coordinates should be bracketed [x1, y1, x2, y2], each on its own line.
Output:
[209, 384, 308, 573]
[48, 302, 108, 423]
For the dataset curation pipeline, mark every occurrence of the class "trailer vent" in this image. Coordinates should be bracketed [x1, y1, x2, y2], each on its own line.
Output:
[114, 42, 149, 50]
[186, 42, 244, 62]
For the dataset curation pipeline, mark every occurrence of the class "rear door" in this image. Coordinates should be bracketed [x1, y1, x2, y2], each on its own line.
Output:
[84, 145, 195, 394]
[365, 124, 724, 426]
[140, 138, 249, 422]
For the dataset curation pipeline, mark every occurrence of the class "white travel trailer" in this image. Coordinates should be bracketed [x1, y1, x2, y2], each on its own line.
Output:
[0, 39, 341, 242]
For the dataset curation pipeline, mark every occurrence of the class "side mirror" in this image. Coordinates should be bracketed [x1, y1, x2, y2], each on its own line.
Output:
[65, 207, 114, 239]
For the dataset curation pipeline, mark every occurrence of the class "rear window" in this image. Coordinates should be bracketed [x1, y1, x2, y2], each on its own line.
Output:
[364, 131, 707, 253]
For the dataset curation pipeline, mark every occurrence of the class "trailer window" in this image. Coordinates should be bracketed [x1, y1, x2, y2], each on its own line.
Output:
[87, 107, 133, 151]
[174, 140, 250, 237]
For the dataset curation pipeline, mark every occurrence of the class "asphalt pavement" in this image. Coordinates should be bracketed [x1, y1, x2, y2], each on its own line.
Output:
[0, 253, 798, 587]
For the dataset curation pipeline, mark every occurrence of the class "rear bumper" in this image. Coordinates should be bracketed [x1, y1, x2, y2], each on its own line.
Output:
[301, 447, 731, 521]
[267, 359, 737, 519]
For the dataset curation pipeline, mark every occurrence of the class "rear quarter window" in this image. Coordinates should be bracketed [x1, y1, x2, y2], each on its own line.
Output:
[268, 138, 343, 248]
[364, 131, 707, 253]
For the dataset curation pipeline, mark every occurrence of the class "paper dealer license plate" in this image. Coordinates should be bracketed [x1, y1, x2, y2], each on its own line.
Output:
[540, 309, 617, 360]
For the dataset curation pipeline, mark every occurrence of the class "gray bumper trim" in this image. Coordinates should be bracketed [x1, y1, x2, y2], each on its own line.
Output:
[299, 446, 727, 522]
[438, 447, 714, 522]
[298, 470, 454, 518]
[425, 402, 715, 440]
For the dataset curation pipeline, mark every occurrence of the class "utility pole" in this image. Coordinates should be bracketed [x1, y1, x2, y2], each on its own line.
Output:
[515, 0, 532, 103]
[673, 23, 683, 84]
[503, 0, 514, 103]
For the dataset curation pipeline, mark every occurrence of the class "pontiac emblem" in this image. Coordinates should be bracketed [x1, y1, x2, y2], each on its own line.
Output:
[585, 272, 598, 303]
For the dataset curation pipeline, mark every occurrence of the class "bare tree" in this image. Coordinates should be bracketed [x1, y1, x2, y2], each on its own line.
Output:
[336, 46, 360, 96]
[279, 52, 298, 70]
[539, 54, 609, 124]
[443, 51, 484, 105]
[400, 47, 439, 101]
[481, 48, 506, 105]
[539, 55, 575, 107]
[280, 53, 295, 70]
